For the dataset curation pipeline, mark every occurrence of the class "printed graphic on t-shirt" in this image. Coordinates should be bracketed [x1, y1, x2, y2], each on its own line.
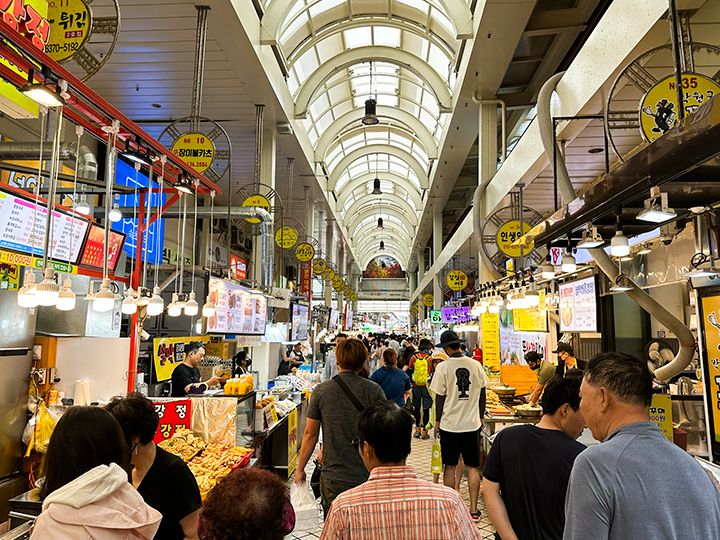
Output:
[455, 367, 471, 399]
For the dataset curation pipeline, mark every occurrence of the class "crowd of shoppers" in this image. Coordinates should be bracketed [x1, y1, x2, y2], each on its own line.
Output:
[30, 330, 720, 540]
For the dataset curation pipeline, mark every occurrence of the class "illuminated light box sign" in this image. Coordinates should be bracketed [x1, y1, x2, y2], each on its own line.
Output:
[441, 306, 472, 324]
[111, 158, 165, 266]
[206, 277, 267, 336]
[559, 276, 598, 333]
[79, 225, 125, 272]
[0, 188, 88, 264]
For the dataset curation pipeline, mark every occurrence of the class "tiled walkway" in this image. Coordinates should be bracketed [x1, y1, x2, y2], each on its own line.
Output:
[288, 436, 496, 539]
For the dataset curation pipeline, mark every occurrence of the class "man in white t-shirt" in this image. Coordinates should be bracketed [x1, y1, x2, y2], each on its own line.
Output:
[430, 330, 488, 521]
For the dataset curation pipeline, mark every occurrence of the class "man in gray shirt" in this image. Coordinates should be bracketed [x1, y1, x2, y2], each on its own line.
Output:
[295, 338, 386, 516]
[564, 352, 720, 540]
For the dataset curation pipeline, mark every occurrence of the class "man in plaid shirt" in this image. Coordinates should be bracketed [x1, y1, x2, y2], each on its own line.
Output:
[320, 401, 481, 540]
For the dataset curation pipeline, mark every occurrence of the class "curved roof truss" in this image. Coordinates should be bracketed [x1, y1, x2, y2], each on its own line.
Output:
[295, 46, 453, 118]
[346, 205, 417, 238]
[261, 0, 473, 46]
[358, 242, 412, 269]
[335, 172, 423, 212]
[287, 16, 456, 69]
[343, 196, 418, 228]
[328, 144, 429, 191]
[314, 106, 439, 162]
[352, 221, 414, 247]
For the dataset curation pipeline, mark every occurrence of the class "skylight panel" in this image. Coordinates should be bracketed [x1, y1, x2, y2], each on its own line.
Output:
[373, 26, 401, 47]
[344, 27, 372, 48]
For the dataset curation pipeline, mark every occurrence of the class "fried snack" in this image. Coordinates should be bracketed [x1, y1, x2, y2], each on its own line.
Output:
[158, 428, 207, 462]
[486, 389, 501, 405]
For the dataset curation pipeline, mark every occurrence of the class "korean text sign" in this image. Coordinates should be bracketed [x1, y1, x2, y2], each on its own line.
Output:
[152, 399, 192, 443]
[153, 336, 210, 382]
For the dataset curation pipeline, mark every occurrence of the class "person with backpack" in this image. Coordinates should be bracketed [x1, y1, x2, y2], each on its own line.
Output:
[404, 338, 433, 439]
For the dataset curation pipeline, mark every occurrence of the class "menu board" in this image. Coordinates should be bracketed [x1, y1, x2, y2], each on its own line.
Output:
[79, 225, 125, 272]
[559, 276, 598, 332]
[206, 277, 267, 335]
[0, 188, 89, 263]
[291, 303, 309, 341]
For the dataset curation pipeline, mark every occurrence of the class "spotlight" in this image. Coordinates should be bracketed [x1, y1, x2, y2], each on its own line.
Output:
[637, 186, 676, 223]
[175, 176, 194, 195]
[577, 225, 604, 249]
[21, 69, 64, 107]
[121, 138, 151, 167]
[610, 273, 634, 292]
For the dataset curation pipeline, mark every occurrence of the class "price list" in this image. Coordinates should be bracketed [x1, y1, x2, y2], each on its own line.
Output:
[206, 277, 267, 335]
[0, 190, 88, 263]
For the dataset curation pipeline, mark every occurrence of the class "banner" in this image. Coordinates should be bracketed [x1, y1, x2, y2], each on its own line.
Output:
[152, 399, 192, 443]
[700, 295, 720, 455]
[153, 336, 211, 382]
[513, 308, 548, 332]
[287, 408, 298, 478]
[649, 394, 673, 441]
[229, 253, 248, 280]
[482, 312, 500, 372]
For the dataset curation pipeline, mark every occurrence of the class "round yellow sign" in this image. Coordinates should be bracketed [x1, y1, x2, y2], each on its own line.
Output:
[46, 0, 92, 62]
[640, 73, 720, 143]
[171, 132, 215, 174]
[241, 194, 271, 224]
[295, 242, 315, 262]
[446, 269, 468, 292]
[422, 293, 434, 307]
[322, 266, 335, 282]
[496, 220, 533, 259]
[312, 258, 326, 273]
[332, 276, 343, 290]
[275, 226, 298, 249]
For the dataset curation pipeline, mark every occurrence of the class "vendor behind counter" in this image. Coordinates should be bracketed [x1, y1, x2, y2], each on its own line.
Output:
[171, 342, 221, 397]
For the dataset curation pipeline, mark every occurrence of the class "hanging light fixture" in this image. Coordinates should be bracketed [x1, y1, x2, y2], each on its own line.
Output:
[74, 188, 91, 215]
[577, 224, 604, 249]
[17, 270, 38, 308]
[121, 288, 138, 315]
[637, 243, 653, 255]
[167, 293, 182, 317]
[121, 137, 151, 167]
[541, 251, 555, 280]
[379, 240, 385, 250]
[610, 212, 630, 258]
[561, 249, 577, 273]
[372, 177, 382, 195]
[147, 286, 165, 316]
[610, 273, 634, 292]
[377, 216, 384, 229]
[175, 175, 194, 195]
[56, 278, 76, 311]
[21, 68, 64, 108]
[361, 62, 379, 125]
[109, 196, 122, 223]
[93, 278, 115, 312]
[637, 186, 676, 223]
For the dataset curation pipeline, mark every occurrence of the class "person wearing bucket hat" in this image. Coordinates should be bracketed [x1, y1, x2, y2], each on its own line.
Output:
[552, 342, 587, 378]
[429, 330, 488, 521]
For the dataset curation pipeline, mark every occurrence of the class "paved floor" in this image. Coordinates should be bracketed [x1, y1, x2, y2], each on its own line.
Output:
[288, 435, 496, 539]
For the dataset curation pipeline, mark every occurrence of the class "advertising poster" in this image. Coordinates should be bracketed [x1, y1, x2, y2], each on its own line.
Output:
[153, 336, 211, 382]
[441, 306, 472, 324]
[700, 295, 720, 458]
[287, 408, 298, 478]
[79, 225, 125, 272]
[291, 304, 309, 341]
[649, 394, 673, 441]
[482, 312, 501, 372]
[206, 277, 267, 336]
[559, 276, 598, 332]
[514, 307, 548, 332]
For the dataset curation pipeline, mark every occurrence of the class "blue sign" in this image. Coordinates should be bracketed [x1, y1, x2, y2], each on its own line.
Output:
[111, 159, 165, 266]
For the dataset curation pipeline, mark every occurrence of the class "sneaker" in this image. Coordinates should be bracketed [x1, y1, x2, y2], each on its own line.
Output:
[470, 511, 481, 522]
[414, 427, 422, 438]
[421, 429, 429, 440]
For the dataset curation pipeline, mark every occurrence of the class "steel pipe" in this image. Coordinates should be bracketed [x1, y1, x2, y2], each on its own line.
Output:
[0, 141, 98, 179]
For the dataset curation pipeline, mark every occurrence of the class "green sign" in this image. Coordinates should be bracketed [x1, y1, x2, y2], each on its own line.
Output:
[430, 310, 442, 324]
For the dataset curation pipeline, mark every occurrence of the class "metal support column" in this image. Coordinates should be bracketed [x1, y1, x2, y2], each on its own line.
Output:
[433, 204, 442, 310]
[478, 102, 499, 283]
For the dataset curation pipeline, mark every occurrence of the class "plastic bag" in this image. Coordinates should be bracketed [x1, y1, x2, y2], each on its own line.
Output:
[430, 435, 443, 474]
[23, 402, 58, 456]
[290, 481, 319, 533]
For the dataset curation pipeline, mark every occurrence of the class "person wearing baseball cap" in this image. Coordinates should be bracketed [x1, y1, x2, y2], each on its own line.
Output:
[525, 351, 556, 406]
[552, 342, 587, 377]
[429, 330, 488, 521]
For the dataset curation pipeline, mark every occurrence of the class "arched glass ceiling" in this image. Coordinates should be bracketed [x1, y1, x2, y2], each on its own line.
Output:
[335, 154, 421, 193]
[325, 125, 429, 172]
[260, 0, 470, 267]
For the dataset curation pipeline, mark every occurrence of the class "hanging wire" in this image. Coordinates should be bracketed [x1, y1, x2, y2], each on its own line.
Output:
[67, 125, 84, 277]
[190, 181, 199, 290]
[129, 162, 140, 289]
[102, 126, 117, 281]
[175, 195, 183, 295]
[141, 160, 154, 290]
[179, 194, 188, 296]
[153, 156, 166, 289]
[29, 109, 47, 261]
[208, 190, 215, 273]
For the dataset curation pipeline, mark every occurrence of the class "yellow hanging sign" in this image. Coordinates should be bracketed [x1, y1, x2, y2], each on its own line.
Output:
[171, 132, 215, 174]
[640, 73, 720, 143]
[496, 220, 533, 258]
[649, 393, 673, 441]
[46, 0, 91, 62]
[446, 269, 468, 291]
[312, 258, 326, 273]
[275, 226, 298, 249]
[295, 242, 315, 262]
[422, 293, 434, 307]
[482, 312, 501, 373]
[241, 194, 271, 224]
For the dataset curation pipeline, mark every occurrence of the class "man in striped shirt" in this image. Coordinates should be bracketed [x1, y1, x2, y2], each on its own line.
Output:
[320, 401, 481, 540]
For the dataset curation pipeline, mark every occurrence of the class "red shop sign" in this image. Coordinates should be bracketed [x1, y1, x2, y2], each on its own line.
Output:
[300, 265, 312, 294]
[152, 399, 192, 443]
[229, 253, 247, 280]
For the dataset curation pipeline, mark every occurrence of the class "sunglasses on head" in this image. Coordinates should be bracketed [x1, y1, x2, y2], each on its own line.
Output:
[351, 437, 362, 451]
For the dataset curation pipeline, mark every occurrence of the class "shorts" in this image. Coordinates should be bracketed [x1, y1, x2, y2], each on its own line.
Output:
[411, 386, 432, 409]
[439, 428, 481, 468]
